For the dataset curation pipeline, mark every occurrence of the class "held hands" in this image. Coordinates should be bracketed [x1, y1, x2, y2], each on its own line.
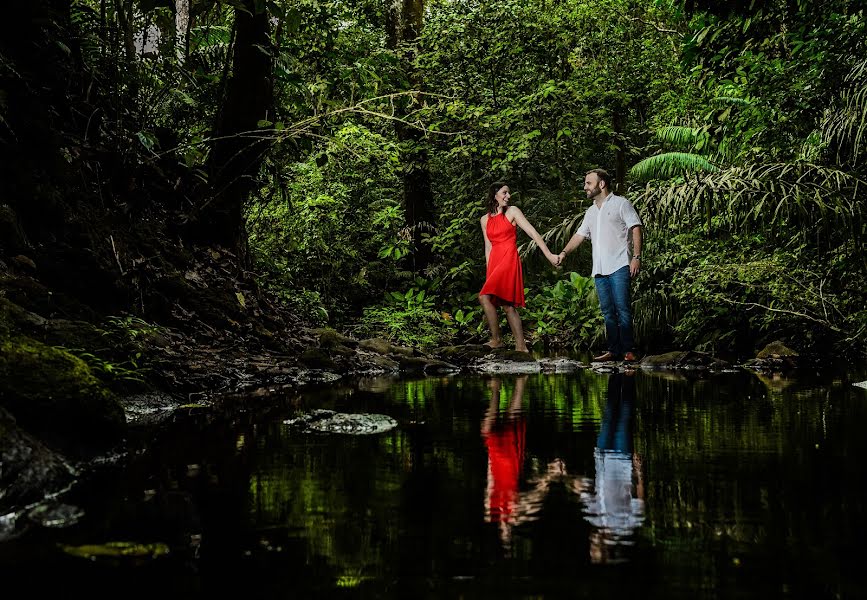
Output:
[545, 250, 560, 267]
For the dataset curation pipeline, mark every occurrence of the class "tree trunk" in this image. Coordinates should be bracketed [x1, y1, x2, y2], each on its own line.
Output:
[174, 0, 190, 62]
[386, 0, 435, 274]
[197, 0, 272, 262]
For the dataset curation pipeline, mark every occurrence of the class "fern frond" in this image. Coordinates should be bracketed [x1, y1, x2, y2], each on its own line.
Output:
[635, 162, 865, 237]
[654, 125, 710, 150]
[630, 152, 718, 182]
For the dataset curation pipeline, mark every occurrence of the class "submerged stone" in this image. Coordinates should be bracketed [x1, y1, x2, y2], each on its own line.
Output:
[284, 410, 398, 435]
[27, 502, 84, 528]
[60, 541, 170, 562]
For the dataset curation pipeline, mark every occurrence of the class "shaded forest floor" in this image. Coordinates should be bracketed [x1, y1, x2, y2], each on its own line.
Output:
[1, 196, 318, 398]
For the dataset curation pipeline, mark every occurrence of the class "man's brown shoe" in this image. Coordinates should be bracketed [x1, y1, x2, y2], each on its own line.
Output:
[593, 351, 616, 362]
[623, 351, 637, 362]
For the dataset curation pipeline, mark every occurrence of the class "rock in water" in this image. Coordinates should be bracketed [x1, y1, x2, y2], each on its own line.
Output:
[284, 410, 398, 435]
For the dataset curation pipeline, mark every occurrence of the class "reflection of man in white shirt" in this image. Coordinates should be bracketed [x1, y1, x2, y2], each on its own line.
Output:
[579, 372, 645, 564]
[556, 169, 643, 362]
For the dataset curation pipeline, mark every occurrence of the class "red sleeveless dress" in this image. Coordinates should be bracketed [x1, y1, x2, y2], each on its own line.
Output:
[480, 212, 525, 307]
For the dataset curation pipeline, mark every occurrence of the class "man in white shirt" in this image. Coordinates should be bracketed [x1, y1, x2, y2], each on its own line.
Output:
[556, 169, 643, 362]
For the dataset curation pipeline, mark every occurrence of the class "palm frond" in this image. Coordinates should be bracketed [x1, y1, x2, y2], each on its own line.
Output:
[630, 152, 719, 182]
[520, 211, 586, 257]
[654, 125, 710, 150]
[635, 162, 865, 238]
[821, 58, 867, 166]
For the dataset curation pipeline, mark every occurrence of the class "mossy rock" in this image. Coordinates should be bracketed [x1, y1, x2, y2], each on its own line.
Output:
[313, 328, 359, 349]
[0, 335, 126, 447]
[0, 295, 47, 340]
[640, 351, 689, 367]
[393, 354, 435, 373]
[358, 338, 414, 357]
[756, 340, 799, 359]
[433, 345, 490, 363]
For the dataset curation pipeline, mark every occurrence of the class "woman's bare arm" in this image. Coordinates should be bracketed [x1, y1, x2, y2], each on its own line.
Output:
[481, 214, 492, 265]
[508, 207, 557, 263]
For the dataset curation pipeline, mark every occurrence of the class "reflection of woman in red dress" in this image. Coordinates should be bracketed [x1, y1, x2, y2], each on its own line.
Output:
[482, 377, 527, 531]
[479, 182, 559, 352]
[482, 376, 576, 550]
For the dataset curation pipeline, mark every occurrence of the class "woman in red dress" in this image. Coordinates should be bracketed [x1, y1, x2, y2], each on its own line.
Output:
[479, 182, 558, 352]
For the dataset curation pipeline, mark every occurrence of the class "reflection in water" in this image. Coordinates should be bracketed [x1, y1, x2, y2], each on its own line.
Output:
[5, 367, 867, 597]
[481, 375, 581, 552]
[580, 372, 645, 564]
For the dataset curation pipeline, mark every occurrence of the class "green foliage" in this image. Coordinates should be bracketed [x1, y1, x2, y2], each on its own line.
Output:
[357, 285, 444, 349]
[29, 0, 867, 357]
[103, 315, 163, 344]
[60, 347, 146, 384]
[522, 272, 604, 348]
[247, 121, 403, 320]
[634, 232, 867, 353]
[630, 151, 719, 181]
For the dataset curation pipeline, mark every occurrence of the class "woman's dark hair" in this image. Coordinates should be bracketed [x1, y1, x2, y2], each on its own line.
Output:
[486, 181, 509, 215]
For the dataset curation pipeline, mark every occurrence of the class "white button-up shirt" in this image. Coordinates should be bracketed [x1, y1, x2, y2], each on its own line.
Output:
[577, 193, 642, 277]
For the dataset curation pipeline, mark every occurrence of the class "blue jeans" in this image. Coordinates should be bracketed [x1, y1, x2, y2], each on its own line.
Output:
[594, 265, 634, 357]
[597, 373, 635, 453]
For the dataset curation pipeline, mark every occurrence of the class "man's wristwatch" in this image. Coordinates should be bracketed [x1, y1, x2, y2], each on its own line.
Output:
[633, 255, 641, 261]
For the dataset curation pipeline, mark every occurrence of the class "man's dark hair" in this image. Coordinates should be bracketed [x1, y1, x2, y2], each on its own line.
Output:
[586, 168, 613, 191]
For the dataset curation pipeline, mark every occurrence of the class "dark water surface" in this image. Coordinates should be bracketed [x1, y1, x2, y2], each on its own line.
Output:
[3, 368, 867, 598]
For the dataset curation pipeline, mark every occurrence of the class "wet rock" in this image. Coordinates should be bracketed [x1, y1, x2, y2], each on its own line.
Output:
[358, 337, 414, 357]
[284, 409, 398, 435]
[344, 350, 401, 375]
[470, 353, 541, 374]
[538, 357, 584, 372]
[27, 502, 85, 528]
[10, 255, 36, 273]
[747, 340, 800, 371]
[0, 406, 78, 520]
[641, 350, 730, 370]
[590, 363, 626, 374]
[432, 344, 490, 364]
[312, 328, 359, 349]
[120, 392, 192, 426]
[392, 354, 459, 375]
[292, 370, 341, 385]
